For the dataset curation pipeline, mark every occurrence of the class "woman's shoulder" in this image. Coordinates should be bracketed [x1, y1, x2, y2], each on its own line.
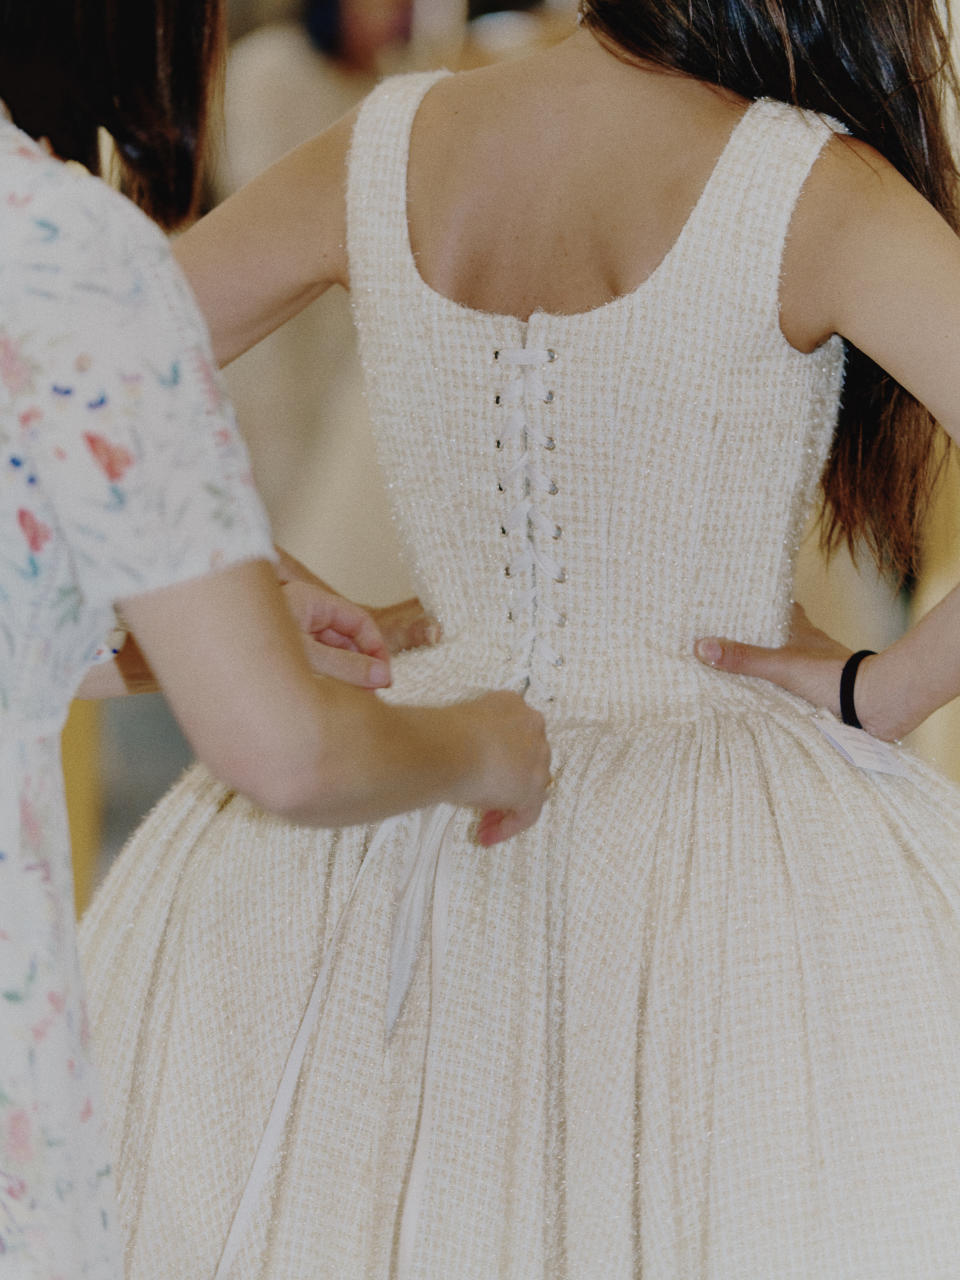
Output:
[779, 118, 944, 351]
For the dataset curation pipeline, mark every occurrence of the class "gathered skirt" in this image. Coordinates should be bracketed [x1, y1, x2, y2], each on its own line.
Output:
[80, 681, 960, 1279]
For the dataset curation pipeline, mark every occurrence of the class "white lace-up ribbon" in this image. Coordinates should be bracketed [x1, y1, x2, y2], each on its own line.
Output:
[213, 804, 458, 1279]
[496, 345, 566, 683]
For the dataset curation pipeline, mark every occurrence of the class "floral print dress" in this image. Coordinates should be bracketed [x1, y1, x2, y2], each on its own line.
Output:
[0, 116, 274, 1276]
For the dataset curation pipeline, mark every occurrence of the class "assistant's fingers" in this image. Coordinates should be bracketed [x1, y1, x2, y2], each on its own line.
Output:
[303, 637, 391, 687]
[282, 580, 390, 662]
[313, 598, 390, 661]
[476, 800, 544, 847]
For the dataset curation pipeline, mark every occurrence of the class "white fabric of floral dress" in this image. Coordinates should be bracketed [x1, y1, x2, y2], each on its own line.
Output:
[0, 118, 274, 1277]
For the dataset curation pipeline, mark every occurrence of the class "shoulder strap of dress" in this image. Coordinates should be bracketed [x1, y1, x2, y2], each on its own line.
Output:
[662, 98, 843, 333]
[346, 71, 450, 301]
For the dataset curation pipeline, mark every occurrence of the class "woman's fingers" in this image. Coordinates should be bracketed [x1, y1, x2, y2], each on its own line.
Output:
[302, 635, 391, 687]
[370, 598, 442, 654]
[694, 632, 849, 714]
[280, 582, 392, 685]
[694, 636, 787, 682]
[282, 580, 390, 660]
[475, 800, 544, 847]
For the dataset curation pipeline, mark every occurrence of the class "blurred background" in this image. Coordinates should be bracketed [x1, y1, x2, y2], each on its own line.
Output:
[64, 0, 960, 917]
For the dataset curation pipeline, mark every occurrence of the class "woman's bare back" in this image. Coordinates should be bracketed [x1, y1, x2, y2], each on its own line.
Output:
[406, 28, 748, 322]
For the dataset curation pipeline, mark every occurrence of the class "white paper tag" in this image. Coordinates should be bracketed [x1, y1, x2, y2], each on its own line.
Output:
[813, 716, 912, 777]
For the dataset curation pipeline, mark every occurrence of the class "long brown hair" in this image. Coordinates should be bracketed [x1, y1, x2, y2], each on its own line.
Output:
[581, 0, 960, 581]
[0, 0, 224, 228]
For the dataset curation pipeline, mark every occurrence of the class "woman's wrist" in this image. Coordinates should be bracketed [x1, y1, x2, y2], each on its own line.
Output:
[852, 650, 917, 742]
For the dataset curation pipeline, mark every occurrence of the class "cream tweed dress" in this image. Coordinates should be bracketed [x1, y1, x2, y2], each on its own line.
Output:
[80, 73, 960, 1279]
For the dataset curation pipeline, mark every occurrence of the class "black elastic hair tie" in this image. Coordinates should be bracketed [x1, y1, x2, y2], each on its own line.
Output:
[839, 650, 876, 730]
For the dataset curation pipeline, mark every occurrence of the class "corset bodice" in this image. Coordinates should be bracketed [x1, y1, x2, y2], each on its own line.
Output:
[347, 75, 845, 723]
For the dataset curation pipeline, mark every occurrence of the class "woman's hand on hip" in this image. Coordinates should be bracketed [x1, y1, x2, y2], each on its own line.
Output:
[694, 603, 851, 711]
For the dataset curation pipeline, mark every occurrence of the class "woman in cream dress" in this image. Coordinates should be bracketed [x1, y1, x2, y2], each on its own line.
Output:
[83, 1, 960, 1275]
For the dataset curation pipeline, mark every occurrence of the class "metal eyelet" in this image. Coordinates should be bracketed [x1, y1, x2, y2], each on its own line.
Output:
[497, 482, 504, 493]
[543, 437, 556, 451]
[494, 394, 501, 406]
[493, 350, 500, 361]
[543, 390, 555, 404]
[495, 439, 503, 451]
[553, 655, 565, 668]
[555, 568, 567, 584]
[504, 565, 512, 578]
[556, 613, 567, 628]
[547, 481, 559, 495]
[500, 525, 507, 536]
[506, 610, 514, 622]
[552, 524, 562, 540]
[546, 349, 557, 362]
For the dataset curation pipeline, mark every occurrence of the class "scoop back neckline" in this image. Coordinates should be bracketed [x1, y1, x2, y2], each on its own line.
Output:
[400, 80, 760, 327]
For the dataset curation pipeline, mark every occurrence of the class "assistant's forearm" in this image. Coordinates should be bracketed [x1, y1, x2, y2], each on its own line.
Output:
[274, 681, 484, 828]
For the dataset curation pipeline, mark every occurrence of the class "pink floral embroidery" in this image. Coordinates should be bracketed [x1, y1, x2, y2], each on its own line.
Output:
[193, 349, 225, 413]
[5, 1111, 33, 1164]
[18, 406, 42, 429]
[0, 334, 33, 396]
[83, 431, 134, 483]
[17, 508, 51, 554]
[19, 795, 41, 848]
[79, 1098, 93, 1123]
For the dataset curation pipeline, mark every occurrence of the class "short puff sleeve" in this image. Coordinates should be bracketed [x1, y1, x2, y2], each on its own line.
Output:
[12, 171, 275, 611]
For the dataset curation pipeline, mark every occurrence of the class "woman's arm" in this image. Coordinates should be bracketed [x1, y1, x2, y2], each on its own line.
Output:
[173, 109, 357, 366]
[697, 136, 960, 739]
[119, 559, 550, 844]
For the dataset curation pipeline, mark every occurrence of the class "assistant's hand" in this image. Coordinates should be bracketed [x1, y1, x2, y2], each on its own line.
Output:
[281, 579, 392, 689]
[274, 547, 440, 663]
[450, 691, 552, 846]
[695, 603, 855, 719]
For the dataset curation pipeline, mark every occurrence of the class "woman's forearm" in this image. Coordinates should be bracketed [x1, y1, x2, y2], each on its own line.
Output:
[121, 561, 550, 842]
[695, 579, 960, 744]
[265, 681, 538, 830]
[856, 578, 960, 741]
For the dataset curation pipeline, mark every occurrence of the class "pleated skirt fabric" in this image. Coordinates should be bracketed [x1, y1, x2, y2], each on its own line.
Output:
[80, 686, 960, 1279]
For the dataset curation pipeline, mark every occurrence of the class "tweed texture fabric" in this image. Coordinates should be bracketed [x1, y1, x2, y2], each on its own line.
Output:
[80, 73, 960, 1279]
